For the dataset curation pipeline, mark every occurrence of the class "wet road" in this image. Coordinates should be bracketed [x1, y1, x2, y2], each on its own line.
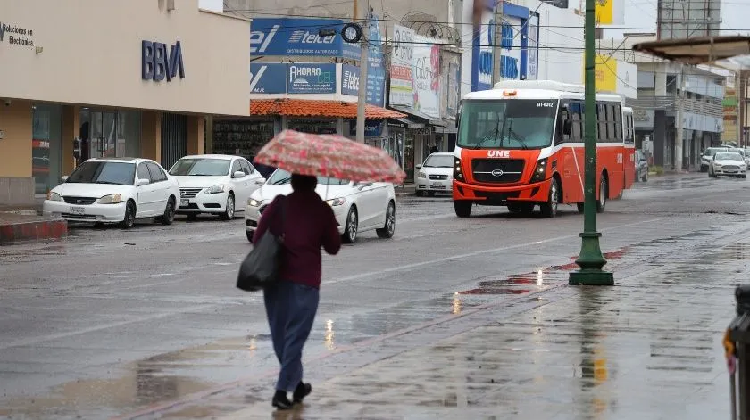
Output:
[1, 173, 749, 419]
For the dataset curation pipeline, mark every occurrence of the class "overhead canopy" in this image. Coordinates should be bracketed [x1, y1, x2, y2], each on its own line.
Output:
[632, 36, 750, 64]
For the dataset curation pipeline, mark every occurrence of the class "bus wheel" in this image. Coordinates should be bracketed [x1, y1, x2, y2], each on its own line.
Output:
[576, 203, 585, 213]
[596, 176, 608, 213]
[540, 177, 559, 218]
[454, 200, 472, 218]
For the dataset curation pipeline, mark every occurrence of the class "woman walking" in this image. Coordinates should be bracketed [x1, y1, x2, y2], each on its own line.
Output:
[253, 174, 341, 409]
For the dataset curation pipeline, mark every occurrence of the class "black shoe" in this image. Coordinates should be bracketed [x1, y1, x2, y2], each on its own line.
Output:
[272, 391, 293, 410]
[293, 382, 312, 403]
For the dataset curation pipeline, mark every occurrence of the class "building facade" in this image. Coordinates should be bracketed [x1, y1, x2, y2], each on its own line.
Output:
[0, 0, 250, 204]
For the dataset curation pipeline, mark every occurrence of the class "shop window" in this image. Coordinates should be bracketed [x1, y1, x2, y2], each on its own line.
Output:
[213, 119, 275, 159]
[32, 104, 62, 194]
[118, 111, 141, 158]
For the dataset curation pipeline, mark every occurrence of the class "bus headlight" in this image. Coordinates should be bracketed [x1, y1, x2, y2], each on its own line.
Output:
[453, 157, 464, 181]
[530, 159, 548, 183]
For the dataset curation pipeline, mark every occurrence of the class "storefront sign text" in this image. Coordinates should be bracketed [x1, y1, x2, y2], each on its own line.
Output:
[142, 40, 185, 82]
[249, 18, 360, 60]
[287, 63, 336, 94]
[0, 22, 34, 46]
[250, 63, 287, 94]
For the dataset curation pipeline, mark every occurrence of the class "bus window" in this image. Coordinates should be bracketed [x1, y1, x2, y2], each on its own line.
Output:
[570, 101, 583, 142]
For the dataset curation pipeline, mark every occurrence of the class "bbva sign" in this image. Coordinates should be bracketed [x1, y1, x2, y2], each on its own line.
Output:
[142, 40, 185, 82]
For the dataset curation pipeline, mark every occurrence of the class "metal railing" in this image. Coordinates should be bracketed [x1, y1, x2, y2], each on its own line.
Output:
[626, 95, 723, 118]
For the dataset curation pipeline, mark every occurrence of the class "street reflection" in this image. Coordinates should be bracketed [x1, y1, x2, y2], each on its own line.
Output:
[578, 288, 615, 418]
[453, 292, 462, 315]
[536, 269, 544, 286]
[325, 319, 336, 350]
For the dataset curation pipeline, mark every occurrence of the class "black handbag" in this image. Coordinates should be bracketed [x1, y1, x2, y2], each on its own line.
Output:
[236, 197, 286, 292]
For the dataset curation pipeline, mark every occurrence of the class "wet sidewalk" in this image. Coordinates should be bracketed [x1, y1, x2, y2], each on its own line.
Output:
[116, 223, 745, 420]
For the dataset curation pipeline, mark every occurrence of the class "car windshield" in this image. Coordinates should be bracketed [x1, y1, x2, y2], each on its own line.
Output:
[66, 161, 136, 185]
[423, 155, 453, 168]
[704, 148, 726, 157]
[715, 152, 743, 161]
[457, 99, 557, 150]
[169, 159, 230, 176]
[266, 169, 350, 186]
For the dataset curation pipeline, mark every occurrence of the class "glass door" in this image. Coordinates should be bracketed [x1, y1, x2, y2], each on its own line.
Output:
[87, 111, 117, 158]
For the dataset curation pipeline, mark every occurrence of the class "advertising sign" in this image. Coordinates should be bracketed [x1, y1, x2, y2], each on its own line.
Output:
[366, 14, 386, 107]
[249, 63, 287, 94]
[249, 18, 360, 60]
[412, 35, 441, 119]
[591, 54, 617, 93]
[349, 120, 384, 137]
[595, 0, 624, 25]
[527, 14, 539, 80]
[447, 62, 460, 118]
[389, 25, 415, 107]
[499, 18, 523, 80]
[286, 63, 336, 94]
[471, 9, 495, 91]
[341, 64, 360, 96]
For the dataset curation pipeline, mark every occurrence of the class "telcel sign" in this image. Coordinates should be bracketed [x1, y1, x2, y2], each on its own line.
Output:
[142, 40, 185, 82]
[250, 18, 360, 60]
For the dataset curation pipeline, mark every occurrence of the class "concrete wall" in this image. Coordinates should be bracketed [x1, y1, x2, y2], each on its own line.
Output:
[0, 100, 32, 178]
[0, 0, 250, 117]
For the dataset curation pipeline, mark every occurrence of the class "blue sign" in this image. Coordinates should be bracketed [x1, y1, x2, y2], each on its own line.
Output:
[470, 2, 530, 91]
[250, 18, 360, 61]
[142, 40, 185, 82]
[366, 14, 386, 107]
[250, 63, 287, 94]
[349, 120, 384, 137]
[287, 63, 336, 94]
[341, 64, 360, 96]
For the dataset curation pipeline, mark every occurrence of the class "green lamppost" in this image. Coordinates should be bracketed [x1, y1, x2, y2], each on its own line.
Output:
[569, 0, 614, 286]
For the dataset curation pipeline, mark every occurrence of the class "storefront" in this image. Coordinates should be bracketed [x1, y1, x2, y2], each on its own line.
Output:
[0, 0, 249, 204]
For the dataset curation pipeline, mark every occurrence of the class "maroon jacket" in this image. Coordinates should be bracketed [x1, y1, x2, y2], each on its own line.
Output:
[253, 191, 341, 288]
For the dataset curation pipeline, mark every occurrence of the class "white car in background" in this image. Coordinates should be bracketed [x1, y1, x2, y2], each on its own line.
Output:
[709, 151, 747, 178]
[43, 157, 179, 228]
[245, 169, 397, 244]
[169, 154, 266, 220]
[415, 152, 454, 196]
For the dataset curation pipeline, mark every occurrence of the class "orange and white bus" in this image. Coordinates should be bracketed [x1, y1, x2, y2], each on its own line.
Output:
[453, 79, 635, 218]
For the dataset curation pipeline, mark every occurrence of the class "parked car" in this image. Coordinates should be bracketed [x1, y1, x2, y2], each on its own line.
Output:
[709, 151, 747, 178]
[169, 154, 266, 220]
[729, 148, 750, 168]
[415, 152, 454, 196]
[43, 157, 179, 228]
[635, 150, 648, 182]
[701, 147, 730, 172]
[245, 169, 396, 244]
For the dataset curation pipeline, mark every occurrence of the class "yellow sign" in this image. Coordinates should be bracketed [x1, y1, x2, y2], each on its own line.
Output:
[582, 54, 618, 93]
[596, 0, 614, 25]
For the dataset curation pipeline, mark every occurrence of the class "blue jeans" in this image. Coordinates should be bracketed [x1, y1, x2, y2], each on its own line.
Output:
[263, 281, 320, 392]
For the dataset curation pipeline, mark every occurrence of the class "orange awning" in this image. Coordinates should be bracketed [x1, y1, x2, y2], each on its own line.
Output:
[250, 99, 407, 120]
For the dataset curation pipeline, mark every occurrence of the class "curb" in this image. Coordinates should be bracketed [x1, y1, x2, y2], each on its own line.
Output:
[0, 219, 68, 245]
[0, 209, 38, 216]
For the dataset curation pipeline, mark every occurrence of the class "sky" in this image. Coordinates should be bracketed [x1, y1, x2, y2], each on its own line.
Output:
[603, 0, 750, 38]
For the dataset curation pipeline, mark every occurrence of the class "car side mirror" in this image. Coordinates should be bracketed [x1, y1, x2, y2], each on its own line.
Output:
[137, 178, 150, 186]
[254, 178, 265, 185]
[61, 176, 69, 183]
[233, 171, 246, 178]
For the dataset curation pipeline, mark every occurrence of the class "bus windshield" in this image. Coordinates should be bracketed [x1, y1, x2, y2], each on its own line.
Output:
[457, 99, 557, 150]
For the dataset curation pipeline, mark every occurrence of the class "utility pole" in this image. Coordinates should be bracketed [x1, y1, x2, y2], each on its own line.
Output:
[355, 0, 370, 143]
[492, 0, 504, 85]
[569, 0, 613, 286]
[739, 70, 745, 148]
[675, 65, 686, 171]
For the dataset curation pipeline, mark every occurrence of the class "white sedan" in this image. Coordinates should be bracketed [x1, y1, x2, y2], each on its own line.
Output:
[169, 154, 266, 220]
[709, 151, 747, 178]
[43, 157, 179, 228]
[245, 169, 397, 243]
[416, 152, 454, 196]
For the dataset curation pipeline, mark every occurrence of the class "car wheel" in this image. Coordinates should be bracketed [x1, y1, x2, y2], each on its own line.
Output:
[415, 190, 424, 197]
[120, 201, 136, 229]
[246, 230, 254, 243]
[342, 207, 358, 243]
[539, 177, 560, 218]
[427, 191, 435, 197]
[596, 176, 607, 213]
[221, 194, 235, 220]
[576, 202, 585, 214]
[454, 200, 472, 218]
[376, 201, 396, 239]
[159, 198, 176, 226]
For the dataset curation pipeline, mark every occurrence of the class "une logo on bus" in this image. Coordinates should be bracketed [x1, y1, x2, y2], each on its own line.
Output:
[487, 150, 510, 159]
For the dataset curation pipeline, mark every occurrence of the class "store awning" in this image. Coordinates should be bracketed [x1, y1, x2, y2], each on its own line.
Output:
[389, 105, 448, 127]
[632, 36, 750, 64]
[250, 99, 406, 120]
